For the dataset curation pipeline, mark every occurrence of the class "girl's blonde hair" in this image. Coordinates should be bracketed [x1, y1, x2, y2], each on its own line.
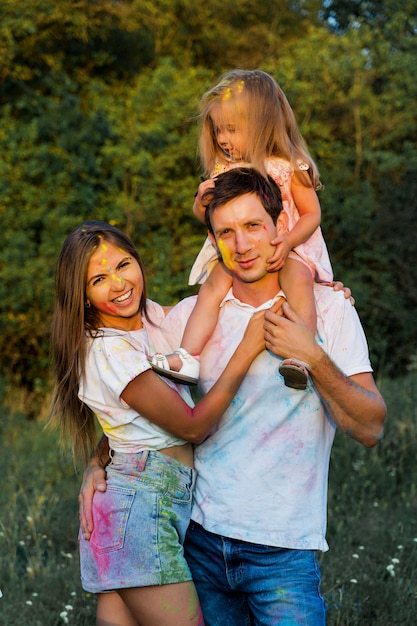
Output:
[199, 69, 321, 189]
[49, 221, 150, 465]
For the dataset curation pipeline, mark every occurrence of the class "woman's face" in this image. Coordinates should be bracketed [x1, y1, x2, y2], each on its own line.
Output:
[85, 240, 144, 330]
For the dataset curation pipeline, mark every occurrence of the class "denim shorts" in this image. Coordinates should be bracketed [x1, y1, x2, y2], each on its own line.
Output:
[80, 450, 196, 593]
[184, 521, 326, 625]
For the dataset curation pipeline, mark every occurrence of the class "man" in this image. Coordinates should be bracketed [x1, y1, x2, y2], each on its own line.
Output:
[80, 168, 386, 625]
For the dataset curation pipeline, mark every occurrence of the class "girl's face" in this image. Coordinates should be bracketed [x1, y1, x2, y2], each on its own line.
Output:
[85, 240, 144, 331]
[210, 101, 248, 162]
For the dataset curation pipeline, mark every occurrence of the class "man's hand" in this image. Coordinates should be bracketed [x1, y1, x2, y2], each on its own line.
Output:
[78, 462, 107, 540]
[265, 301, 386, 447]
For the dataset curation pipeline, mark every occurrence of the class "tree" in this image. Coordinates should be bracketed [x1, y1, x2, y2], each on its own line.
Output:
[1, 0, 416, 413]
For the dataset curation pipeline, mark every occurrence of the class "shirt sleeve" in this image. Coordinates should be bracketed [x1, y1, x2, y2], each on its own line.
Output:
[87, 334, 152, 404]
[315, 285, 373, 377]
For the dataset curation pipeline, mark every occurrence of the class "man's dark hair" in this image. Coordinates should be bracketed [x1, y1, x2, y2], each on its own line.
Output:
[203, 167, 283, 235]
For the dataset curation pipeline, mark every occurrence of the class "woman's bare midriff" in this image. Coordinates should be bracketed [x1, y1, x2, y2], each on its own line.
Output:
[159, 442, 194, 468]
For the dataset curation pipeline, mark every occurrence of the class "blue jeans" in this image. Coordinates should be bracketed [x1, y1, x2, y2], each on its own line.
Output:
[184, 521, 326, 625]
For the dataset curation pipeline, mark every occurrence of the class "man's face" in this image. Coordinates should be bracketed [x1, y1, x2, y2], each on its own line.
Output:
[209, 193, 277, 285]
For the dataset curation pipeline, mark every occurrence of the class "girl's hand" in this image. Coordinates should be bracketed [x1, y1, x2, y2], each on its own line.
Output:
[193, 179, 215, 222]
[267, 235, 291, 272]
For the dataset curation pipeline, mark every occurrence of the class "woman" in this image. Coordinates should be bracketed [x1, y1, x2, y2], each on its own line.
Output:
[50, 220, 275, 626]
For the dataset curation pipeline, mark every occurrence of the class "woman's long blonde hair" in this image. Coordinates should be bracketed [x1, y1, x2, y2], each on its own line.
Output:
[199, 69, 321, 189]
[49, 221, 150, 465]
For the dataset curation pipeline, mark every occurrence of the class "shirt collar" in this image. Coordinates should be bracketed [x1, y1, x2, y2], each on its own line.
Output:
[221, 287, 286, 312]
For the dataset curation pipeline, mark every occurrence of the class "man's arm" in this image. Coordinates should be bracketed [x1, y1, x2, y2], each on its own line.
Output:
[79, 435, 109, 539]
[264, 302, 386, 447]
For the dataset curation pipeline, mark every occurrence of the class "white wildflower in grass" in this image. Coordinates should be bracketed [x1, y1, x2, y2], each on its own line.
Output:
[352, 554, 359, 559]
[19, 540, 25, 546]
[373, 501, 379, 507]
[386, 564, 395, 577]
[358, 545, 365, 550]
[397, 544, 404, 550]
[60, 551, 73, 559]
[392, 558, 400, 564]
[25, 600, 33, 606]
[70, 591, 76, 597]
[413, 538, 417, 543]
[60, 611, 69, 624]
[32, 593, 38, 597]
[350, 579, 358, 584]
[65, 605, 73, 611]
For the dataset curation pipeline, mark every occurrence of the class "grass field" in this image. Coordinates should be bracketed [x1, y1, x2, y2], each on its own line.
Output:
[0, 373, 416, 625]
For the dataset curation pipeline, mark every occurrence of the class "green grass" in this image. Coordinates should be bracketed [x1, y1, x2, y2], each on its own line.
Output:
[0, 374, 416, 625]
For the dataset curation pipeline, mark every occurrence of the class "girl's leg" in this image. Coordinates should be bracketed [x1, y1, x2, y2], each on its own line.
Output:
[279, 257, 316, 333]
[279, 258, 316, 390]
[97, 592, 139, 626]
[118, 581, 204, 626]
[151, 263, 232, 384]
[182, 262, 232, 356]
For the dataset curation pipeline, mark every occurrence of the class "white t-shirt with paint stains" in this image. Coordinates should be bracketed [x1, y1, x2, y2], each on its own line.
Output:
[164, 285, 372, 552]
[78, 299, 192, 454]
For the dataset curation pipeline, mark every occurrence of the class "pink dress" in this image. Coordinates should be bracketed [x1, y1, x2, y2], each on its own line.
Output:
[188, 157, 333, 285]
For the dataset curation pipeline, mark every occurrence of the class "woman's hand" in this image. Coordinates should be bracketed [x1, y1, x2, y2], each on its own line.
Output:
[321, 280, 355, 305]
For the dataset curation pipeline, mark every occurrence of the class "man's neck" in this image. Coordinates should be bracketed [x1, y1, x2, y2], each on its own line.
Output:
[231, 275, 282, 308]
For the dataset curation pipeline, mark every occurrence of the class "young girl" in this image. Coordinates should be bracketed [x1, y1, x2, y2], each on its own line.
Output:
[151, 69, 333, 391]
[49, 220, 274, 626]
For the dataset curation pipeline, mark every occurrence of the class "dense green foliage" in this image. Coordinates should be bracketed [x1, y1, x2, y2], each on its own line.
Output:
[1, 0, 416, 409]
[1, 374, 416, 624]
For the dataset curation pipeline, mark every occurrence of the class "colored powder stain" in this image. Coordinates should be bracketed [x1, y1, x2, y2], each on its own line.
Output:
[222, 87, 232, 101]
[217, 238, 235, 270]
[98, 302, 119, 314]
[277, 586, 289, 599]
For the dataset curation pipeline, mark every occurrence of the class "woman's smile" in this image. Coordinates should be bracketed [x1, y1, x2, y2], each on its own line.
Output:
[86, 241, 144, 330]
